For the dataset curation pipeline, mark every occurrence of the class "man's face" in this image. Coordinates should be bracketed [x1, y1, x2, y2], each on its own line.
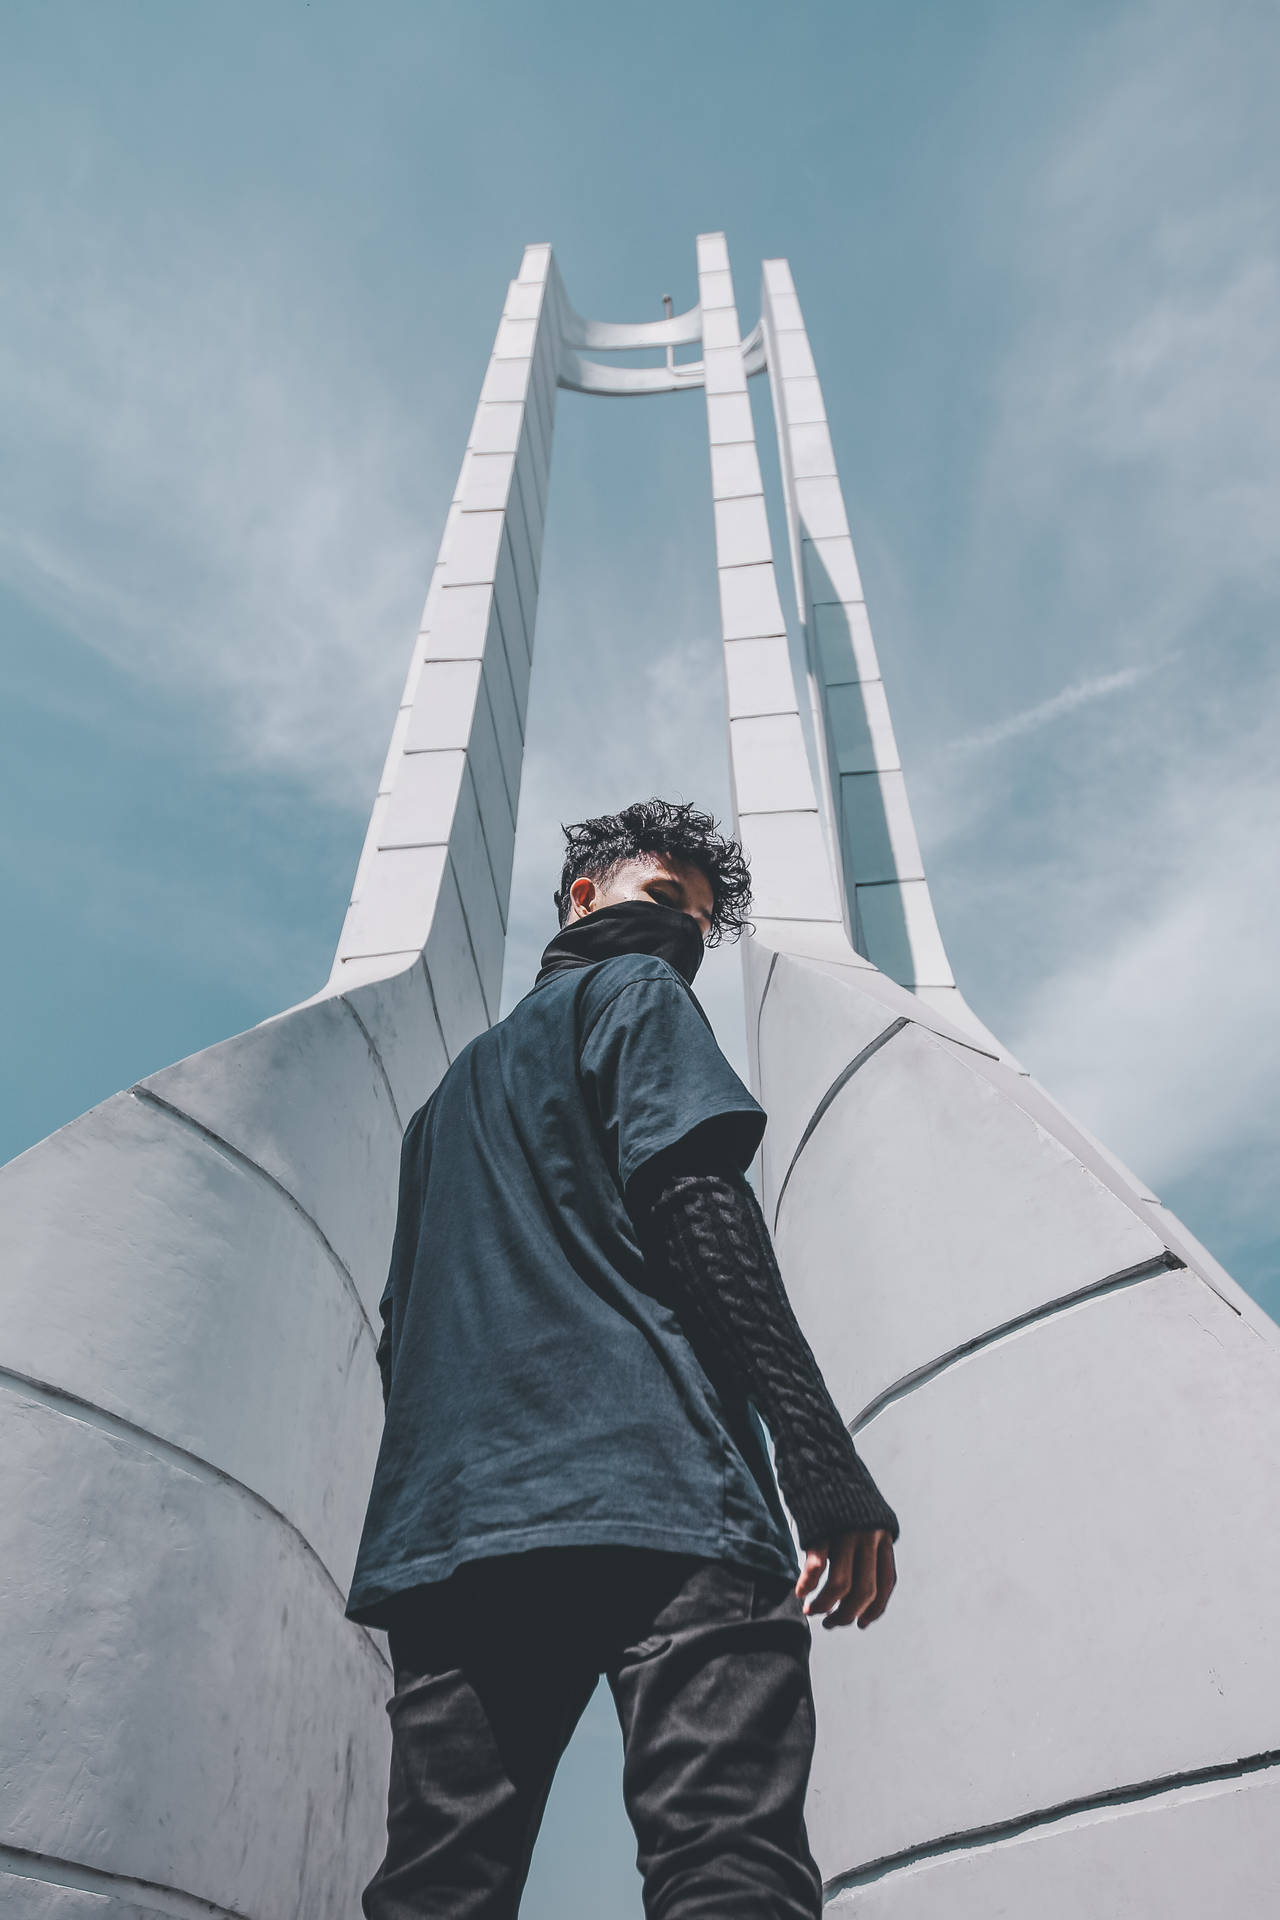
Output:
[568, 854, 714, 942]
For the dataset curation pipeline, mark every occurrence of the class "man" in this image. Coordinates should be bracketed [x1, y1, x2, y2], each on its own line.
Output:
[347, 797, 898, 1919]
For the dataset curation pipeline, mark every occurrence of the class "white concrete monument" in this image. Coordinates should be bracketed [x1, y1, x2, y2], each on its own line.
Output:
[2, 235, 1276, 1918]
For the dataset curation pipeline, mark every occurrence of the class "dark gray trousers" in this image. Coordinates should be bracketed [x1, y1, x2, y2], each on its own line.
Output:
[363, 1545, 824, 1920]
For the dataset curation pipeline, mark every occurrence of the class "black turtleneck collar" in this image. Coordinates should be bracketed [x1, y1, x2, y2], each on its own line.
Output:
[535, 899, 706, 987]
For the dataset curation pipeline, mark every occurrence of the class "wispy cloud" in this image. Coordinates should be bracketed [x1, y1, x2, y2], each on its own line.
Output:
[950, 664, 1155, 755]
[1011, 734, 1280, 1185]
[0, 192, 441, 807]
[955, 0, 1280, 1289]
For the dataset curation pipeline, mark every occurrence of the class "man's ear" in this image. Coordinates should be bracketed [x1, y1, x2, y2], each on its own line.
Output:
[568, 875, 597, 918]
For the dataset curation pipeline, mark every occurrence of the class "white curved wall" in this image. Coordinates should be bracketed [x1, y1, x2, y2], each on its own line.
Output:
[0, 242, 560, 1918]
[716, 230, 1280, 1913]
[746, 940, 1280, 1910]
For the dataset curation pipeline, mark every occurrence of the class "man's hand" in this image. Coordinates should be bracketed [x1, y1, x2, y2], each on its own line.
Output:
[795, 1529, 896, 1630]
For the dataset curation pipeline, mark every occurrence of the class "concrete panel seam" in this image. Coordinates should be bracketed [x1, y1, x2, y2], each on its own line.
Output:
[419, 954, 454, 1066]
[0, 1843, 250, 1919]
[731, 705, 814, 721]
[523, 393, 552, 508]
[481, 670, 519, 821]
[1137, 1196, 1246, 1319]
[446, 848, 496, 1025]
[516, 413, 548, 525]
[524, 376, 552, 488]
[822, 1747, 1280, 1898]
[528, 349, 554, 451]
[850, 1252, 1186, 1433]
[496, 547, 532, 666]
[490, 594, 527, 740]
[514, 460, 545, 587]
[130, 1088, 377, 1346]
[465, 756, 508, 928]
[923, 1023, 1003, 1064]
[339, 995, 405, 1133]
[336, 946, 422, 971]
[754, 950, 780, 1066]
[0, 1363, 389, 1671]
[739, 807, 825, 820]
[773, 1018, 910, 1225]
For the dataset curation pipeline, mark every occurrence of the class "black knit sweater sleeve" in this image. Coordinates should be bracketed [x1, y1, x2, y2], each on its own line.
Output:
[633, 1165, 898, 1549]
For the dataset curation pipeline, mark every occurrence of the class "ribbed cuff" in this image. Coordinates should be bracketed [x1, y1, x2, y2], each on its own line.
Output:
[783, 1460, 899, 1550]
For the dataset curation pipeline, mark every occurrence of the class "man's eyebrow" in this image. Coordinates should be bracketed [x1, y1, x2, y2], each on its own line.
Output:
[649, 873, 711, 926]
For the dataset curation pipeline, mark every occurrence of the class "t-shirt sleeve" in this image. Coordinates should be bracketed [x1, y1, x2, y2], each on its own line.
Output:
[377, 1102, 432, 1391]
[579, 970, 766, 1193]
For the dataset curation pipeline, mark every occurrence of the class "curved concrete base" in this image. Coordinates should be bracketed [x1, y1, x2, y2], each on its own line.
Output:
[747, 937, 1280, 1912]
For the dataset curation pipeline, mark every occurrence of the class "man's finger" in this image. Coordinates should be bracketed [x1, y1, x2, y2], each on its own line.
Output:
[804, 1532, 855, 1616]
[822, 1532, 878, 1629]
[856, 1534, 897, 1629]
[795, 1547, 828, 1603]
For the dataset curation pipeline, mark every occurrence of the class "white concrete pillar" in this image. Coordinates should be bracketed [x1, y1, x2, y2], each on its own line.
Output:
[759, 258, 991, 1049]
[333, 241, 559, 1030]
[694, 230, 847, 961]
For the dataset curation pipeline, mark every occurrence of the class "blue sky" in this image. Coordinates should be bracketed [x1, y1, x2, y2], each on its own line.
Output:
[3, 3, 1278, 1909]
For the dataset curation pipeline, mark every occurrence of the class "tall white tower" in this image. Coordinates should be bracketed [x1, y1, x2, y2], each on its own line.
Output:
[1, 236, 1276, 1918]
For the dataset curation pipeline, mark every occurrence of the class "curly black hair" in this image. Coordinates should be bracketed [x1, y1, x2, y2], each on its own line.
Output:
[553, 798, 753, 947]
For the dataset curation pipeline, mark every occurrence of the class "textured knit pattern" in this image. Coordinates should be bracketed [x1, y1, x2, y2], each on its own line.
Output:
[640, 1170, 899, 1549]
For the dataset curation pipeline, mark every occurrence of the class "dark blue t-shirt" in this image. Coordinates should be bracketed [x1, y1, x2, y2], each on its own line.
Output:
[346, 951, 799, 1625]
